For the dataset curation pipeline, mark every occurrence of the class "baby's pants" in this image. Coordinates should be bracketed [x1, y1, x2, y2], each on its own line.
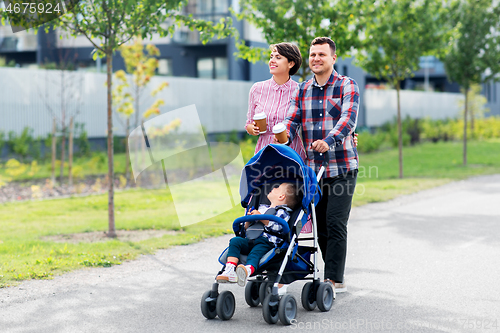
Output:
[227, 236, 274, 269]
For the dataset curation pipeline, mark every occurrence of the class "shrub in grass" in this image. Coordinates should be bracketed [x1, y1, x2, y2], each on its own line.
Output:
[356, 131, 388, 153]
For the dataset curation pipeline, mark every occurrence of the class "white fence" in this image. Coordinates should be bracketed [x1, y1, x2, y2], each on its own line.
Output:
[0, 67, 252, 138]
[0, 68, 465, 137]
[364, 88, 463, 127]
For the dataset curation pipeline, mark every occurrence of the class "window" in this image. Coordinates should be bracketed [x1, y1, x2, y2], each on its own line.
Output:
[158, 59, 173, 76]
[194, 0, 229, 21]
[197, 57, 228, 79]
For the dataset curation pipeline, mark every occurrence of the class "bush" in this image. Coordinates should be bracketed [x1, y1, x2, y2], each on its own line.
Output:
[8, 127, 34, 161]
[356, 131, 387, 154]
[0, 130, 5, 157]
[113, 136, 126, 154]
[420, 116, 500, 142]
[75, 123, 91, 157]
[240, 139, 257, 162]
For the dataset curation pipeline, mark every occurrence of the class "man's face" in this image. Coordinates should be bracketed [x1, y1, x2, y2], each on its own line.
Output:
[309, 43, 337, 76]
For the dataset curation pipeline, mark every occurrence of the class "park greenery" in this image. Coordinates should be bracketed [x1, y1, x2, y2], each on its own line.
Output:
[234, 0, 500, 177]
[113, 38, 169, 181]
[235, 0, 363, 81]
[1, 138, 500, 288]
[442, 0, 500, 166]
[354, 0, 450, 179]
[1, 0, 500, 287]
[1, 0, 235, 238]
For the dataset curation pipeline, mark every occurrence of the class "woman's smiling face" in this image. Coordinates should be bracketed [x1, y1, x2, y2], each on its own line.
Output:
[269, 48, 294, 76]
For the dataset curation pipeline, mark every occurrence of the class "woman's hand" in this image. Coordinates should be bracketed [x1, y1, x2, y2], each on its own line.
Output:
[246, 122, 260, 136]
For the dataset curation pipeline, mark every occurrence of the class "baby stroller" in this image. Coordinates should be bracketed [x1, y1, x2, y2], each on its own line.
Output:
[200, 144, 334, 325]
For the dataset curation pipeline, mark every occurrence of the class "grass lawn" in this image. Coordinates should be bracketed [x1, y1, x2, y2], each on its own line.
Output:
[1, 139, 499, 287]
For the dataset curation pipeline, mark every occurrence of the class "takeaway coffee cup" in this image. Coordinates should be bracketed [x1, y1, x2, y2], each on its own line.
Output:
[273, 123, 288, 144]
[253, 112, 267, 134]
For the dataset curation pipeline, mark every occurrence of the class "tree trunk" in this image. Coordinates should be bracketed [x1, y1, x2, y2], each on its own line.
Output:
[134, 85, 140, 172]
[51, 118, 56, 185]
[106, 52, 116, 238]
[59, 70, 66, 185]
[125, 117, 130, 181]
[469, 94, 474, 133]
[60, 125, 66, 185]
[396, 81, 404, 179]
[68, 117, 74, 187]
[463, 87, 468, 166]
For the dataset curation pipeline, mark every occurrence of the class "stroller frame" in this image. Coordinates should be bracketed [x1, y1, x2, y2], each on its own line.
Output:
[201, 145, 334, 325]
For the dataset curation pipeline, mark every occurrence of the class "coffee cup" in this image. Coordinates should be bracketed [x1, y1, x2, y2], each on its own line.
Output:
[253, 112, 267, 134]
[273, 123, 288, 144]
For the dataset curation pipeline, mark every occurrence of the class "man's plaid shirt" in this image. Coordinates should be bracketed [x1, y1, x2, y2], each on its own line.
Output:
[285, 70, 359, 178]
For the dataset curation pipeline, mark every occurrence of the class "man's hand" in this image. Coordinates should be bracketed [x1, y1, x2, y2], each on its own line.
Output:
[354, 133, 358, 147]
[311, 140, 329, 153]
[246, 122, 260, 136]
[273, 130, 290, 144]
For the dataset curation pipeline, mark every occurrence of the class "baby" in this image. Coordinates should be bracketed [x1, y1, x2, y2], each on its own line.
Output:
[217, 182, 299, 287]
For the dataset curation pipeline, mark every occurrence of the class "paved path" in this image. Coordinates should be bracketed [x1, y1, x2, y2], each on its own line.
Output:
[1, 175, 500, 332]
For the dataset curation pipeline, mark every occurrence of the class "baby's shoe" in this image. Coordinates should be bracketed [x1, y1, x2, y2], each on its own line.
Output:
[216, 266, 237, 283]
[236, 264, 252, 287]
[278, 284, 288, 296]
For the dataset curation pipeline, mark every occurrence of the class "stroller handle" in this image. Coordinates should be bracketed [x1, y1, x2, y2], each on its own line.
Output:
[233, 215, 290, 235]
[319, 150, 329, 167]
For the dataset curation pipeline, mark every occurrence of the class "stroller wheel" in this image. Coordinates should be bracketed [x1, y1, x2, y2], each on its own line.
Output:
[301, 282, 317, 311]
[216, 290, 236, 320]
[259, 281, 272, 303]
[200, 290, 217, 319]
[278, 294, 297, 325]
[316, 282, 334, 312]
[245, 280, 261, 307]
[262, 293, 279, 324]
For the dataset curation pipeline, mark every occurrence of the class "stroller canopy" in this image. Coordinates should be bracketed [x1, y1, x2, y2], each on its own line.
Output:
[239, 144, 320, 212]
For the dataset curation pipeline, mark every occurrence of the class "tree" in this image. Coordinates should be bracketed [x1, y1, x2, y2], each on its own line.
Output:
[113, 38, 169, 181]
[235, 0, 364, 81]
[0, 0, 234, 237]
[355, 0, 449, 178]
[39, 55, 83, 186]
[458, 84, 490, 135]
[443, 0, 500, 166]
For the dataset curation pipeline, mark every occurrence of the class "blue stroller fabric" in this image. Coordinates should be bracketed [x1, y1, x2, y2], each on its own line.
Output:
[239, 144, 320, 218]
[220, 144, 321, 283]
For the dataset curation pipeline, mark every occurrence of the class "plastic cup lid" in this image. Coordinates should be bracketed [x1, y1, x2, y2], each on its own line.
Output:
[253, 112, 266, 120]
[273, 123, 286, 133]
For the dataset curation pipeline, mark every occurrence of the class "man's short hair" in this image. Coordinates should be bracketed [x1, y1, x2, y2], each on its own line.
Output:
[270, 42, 303, 76]
[311, 37, 336, 55]
[283, 182, 300, 210]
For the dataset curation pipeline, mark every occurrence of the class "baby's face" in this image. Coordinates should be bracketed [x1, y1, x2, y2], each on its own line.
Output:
[267, 183, 287, 203]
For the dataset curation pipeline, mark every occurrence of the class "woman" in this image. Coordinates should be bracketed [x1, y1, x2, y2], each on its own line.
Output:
[245, 42, 306, 160]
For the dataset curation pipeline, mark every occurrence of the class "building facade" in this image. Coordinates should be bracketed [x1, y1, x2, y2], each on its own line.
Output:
[1, 0, 498, 121]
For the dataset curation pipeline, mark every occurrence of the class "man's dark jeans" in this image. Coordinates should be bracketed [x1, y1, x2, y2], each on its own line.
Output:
[316, 170, 357, 283]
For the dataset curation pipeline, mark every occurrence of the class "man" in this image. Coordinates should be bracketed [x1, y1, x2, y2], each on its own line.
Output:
[284, 37, 359, 293]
